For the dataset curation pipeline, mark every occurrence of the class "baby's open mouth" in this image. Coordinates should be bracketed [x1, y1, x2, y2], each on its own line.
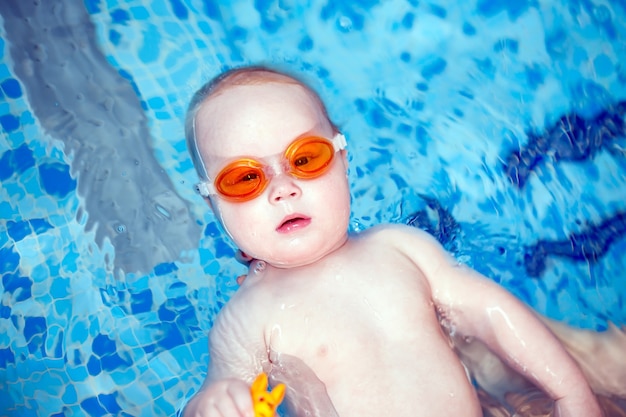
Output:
[277, 215, 311, 233]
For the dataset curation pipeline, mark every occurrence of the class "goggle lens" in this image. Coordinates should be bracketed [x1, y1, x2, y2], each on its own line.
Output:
[286, 137, 335, 179]
[215, 160, 267, 202]
[198, 134, 345, 203]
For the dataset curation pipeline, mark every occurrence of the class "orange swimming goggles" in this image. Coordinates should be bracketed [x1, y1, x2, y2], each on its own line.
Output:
[195, 133, 347, 202]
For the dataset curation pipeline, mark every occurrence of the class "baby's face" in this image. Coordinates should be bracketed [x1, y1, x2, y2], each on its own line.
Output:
[194, 82, 351, 267]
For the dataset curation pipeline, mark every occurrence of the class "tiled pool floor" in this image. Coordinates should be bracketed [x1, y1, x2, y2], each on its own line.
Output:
[1, 0, 625, 415]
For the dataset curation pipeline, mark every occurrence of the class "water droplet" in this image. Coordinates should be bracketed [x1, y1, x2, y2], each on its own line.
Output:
[339, 16, 352, 29]
[254, 260, 267, 274]
[155, 204, 171, 219]
[116, 224, 126, 233]
[350, 219, 365, 232]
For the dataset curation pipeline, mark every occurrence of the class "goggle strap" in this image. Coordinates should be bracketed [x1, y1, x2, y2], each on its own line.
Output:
[194, 181, 214, 197]
[192, 115, 211, 180]
[332, 133, 347, 152]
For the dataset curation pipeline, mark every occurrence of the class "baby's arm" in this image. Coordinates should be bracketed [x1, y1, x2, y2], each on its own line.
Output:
[184, 265, 339, 417]
[183, 377, 254, 417]
[391, 225, 603, 417]
[183, 296, 267, 417]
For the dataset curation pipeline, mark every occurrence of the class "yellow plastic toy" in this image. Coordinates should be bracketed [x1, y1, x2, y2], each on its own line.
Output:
[250, 373, 286, 417]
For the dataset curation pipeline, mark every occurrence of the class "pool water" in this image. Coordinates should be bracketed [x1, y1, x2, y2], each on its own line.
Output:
[1, 0, 625, 416]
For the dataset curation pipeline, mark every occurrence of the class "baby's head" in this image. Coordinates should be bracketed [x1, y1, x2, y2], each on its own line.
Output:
[186, 66, 351, 267]
[185, 66, 339, 181]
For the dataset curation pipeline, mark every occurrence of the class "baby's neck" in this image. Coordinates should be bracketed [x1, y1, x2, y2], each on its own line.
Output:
[256, 234, 351, 270]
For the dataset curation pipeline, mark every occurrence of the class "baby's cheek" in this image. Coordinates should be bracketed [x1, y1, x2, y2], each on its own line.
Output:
[232, 224, 270, 257]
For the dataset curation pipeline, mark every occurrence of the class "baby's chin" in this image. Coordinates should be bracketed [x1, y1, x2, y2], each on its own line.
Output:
[258, 247, 334, 269]
[264, 254, 324, 269]
[245, 232, 349, 269]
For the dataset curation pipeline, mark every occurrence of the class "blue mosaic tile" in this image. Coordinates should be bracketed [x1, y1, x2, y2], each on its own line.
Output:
[476, 0, 537, 20]
[38, 162, 76, 198]
[2, 273, 33, 302]
[0, 246, 20, 274]
[0, 63, 10, 79]
[130, 5, 150, 20]
[0, 112, 19, 132]
[110, 8, 131, 25]
[0, 77, 22, 98]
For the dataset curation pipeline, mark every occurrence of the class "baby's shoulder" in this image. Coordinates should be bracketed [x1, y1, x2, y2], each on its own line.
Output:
[357, 223, 439, 246]
[354, 223, 452, 269]
[208, 280, 272, 347]
[214, 266, 276, 319]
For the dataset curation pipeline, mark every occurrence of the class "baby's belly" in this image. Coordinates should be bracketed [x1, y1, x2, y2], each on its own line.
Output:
[273, 314, 482, 417]
[319, 346, 482, 417]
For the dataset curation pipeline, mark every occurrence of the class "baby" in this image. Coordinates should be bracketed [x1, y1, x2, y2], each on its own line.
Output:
[182, 65, 603, 417]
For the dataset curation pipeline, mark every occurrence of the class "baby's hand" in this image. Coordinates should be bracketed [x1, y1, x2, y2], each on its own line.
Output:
[183, 379, 254, 417]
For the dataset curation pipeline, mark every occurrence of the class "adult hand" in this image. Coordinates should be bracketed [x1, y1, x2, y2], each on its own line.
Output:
[268, 351, 339, 417]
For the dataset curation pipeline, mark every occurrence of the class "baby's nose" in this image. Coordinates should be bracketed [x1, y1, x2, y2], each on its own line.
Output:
[268, 175, 302, 203]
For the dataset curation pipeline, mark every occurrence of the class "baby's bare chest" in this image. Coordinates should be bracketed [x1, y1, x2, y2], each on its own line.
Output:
[255, 253, 442, 361]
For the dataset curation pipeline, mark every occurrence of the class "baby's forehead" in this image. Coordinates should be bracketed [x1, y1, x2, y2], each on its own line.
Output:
[211, 70, 303, 93]
[197, 84, 332, 156]
[210, 81, 317, 108]
[208, 120, 329, 156]
[202, 83, 329, 130]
